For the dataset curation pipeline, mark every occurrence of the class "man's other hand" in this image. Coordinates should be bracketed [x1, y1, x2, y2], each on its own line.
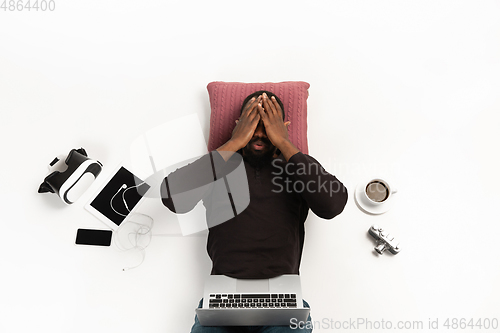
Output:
[259, 92, 291, 148]
[259, 93, 299, 161]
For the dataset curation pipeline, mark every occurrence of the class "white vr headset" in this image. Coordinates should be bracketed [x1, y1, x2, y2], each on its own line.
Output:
[38, 148, 103, 204]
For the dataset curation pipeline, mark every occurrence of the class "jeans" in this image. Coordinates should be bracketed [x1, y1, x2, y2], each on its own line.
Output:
[190, 299, 313, 333]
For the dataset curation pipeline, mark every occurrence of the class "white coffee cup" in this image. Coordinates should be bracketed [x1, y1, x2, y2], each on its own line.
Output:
[362, 178, 397, 206]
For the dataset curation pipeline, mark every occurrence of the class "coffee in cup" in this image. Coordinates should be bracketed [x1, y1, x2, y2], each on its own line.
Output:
[366, 181, 389, 202]
[364, 179, 397, 205]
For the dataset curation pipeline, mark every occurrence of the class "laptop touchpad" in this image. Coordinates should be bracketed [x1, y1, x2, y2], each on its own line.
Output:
[236, 279, 269, 293]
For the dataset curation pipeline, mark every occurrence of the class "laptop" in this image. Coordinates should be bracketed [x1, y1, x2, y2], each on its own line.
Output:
[195, 274, 310, 326]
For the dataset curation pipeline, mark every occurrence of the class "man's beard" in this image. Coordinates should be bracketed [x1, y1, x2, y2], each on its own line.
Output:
[242, 137, 276, 169]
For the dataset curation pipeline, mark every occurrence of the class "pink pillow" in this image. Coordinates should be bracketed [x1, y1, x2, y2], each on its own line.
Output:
[207, 81, 310, 154]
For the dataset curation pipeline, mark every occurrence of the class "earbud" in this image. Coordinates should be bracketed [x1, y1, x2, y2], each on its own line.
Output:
[122, 184, 127, 189]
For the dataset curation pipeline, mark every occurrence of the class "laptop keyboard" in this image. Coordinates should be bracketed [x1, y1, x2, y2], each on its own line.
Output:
[208, 293, 297, 309]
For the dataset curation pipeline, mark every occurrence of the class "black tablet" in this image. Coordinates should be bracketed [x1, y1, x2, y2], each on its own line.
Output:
[86, 166, 151, 229]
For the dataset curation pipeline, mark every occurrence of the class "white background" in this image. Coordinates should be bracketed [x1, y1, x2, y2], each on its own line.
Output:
[1, 1, 499, 332]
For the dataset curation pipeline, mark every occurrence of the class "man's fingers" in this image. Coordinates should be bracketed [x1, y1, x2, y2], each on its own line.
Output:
[262, 93, 277, 116]
[239, 99, 260, 126]
[271, 96, 283, 118]
[252, 113, 261, 125]
[257, 102, 269, 121]
[239, 102, 261, 131]
[242, 96, 262, 117]
[258, 103, 276, 131]
[242, 97, 256, 114]
[264, 93, 283, 120]
[247, 100, 263, 122]
[246, 113, 261, 135]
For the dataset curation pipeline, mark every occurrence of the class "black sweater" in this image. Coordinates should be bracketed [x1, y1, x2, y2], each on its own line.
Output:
[161, 151, 348, 279]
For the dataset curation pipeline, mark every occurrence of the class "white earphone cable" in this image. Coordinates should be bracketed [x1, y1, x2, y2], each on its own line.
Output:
[110, 182, 153, 271]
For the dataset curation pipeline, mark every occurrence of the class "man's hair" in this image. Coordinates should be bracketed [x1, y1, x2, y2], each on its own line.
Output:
[240, 90, 285, 120]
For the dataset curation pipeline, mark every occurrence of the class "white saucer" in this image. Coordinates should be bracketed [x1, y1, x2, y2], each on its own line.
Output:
[354, 182, 395, 215]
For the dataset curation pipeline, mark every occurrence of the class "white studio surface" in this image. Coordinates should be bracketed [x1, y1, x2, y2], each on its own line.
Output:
[1, 1, 500, 332]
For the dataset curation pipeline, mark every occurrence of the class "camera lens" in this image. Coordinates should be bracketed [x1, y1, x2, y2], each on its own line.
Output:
[375, 243, 386, 254]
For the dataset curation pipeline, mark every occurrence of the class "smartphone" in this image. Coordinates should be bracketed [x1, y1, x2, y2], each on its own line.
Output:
[75, 228, 112, 246]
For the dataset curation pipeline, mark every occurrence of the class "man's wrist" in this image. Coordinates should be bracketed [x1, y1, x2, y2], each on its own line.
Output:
[222, 139, 244, 152]
[216, 139, 244, 161]
[275, 139, 300, 161]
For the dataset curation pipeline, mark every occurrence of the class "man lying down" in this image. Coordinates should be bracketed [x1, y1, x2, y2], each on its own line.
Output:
[161, 90, 348, 333]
